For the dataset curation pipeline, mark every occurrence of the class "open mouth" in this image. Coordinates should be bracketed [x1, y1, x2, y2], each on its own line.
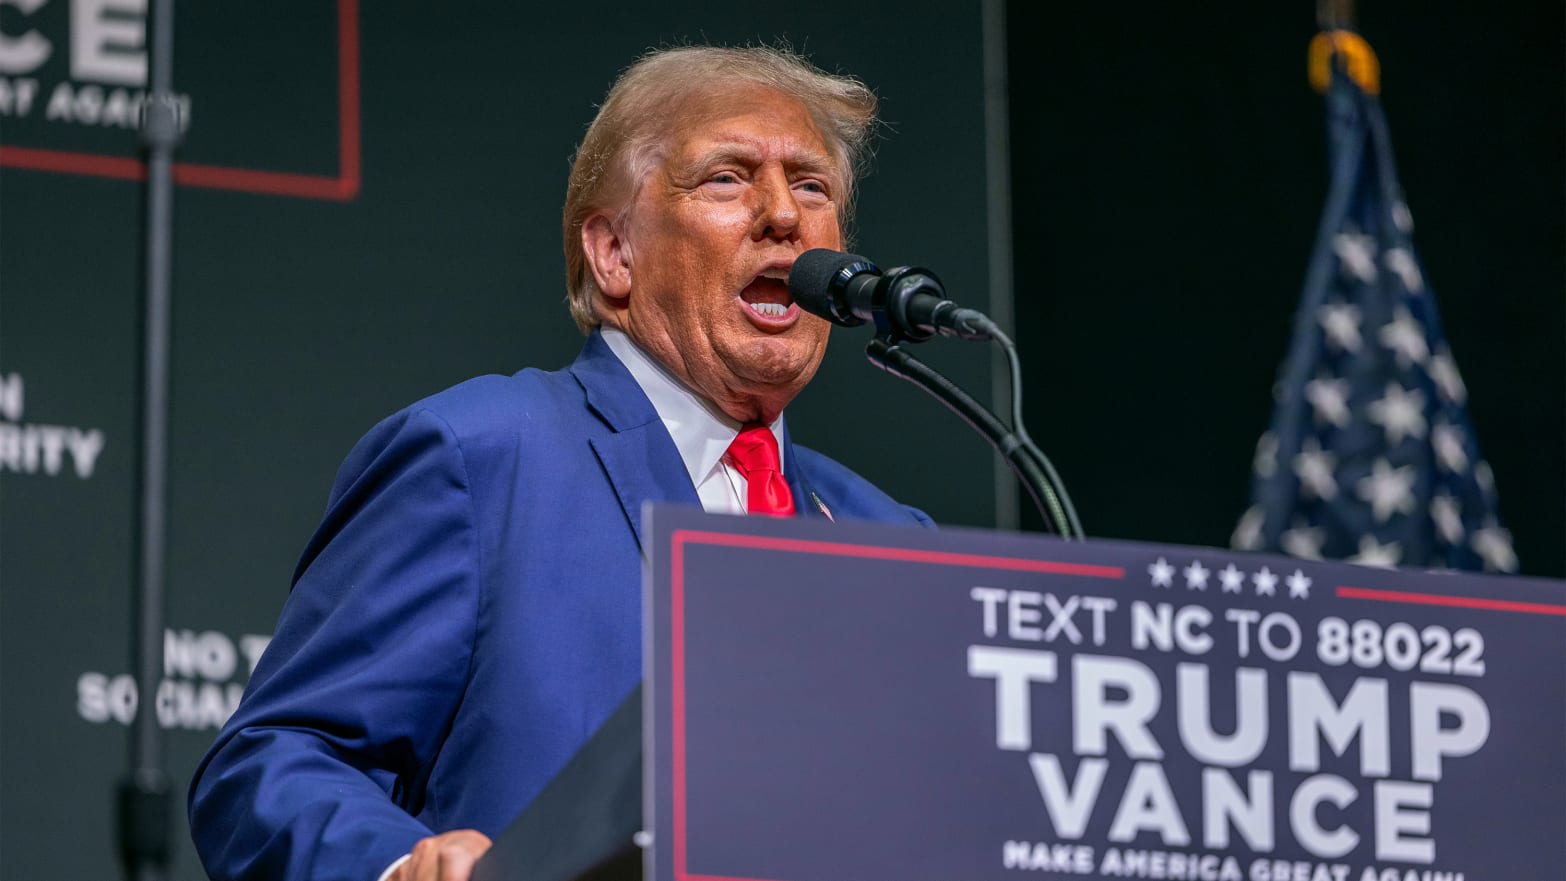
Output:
[739, 267, 798, 326]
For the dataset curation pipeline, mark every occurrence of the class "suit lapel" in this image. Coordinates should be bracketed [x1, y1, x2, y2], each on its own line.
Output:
[590, 427, 700, 549]
[571, 332, 701, 550]
[782, 422, 828, 521]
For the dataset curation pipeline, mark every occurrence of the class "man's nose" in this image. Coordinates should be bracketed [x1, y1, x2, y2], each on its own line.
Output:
[751, 168, 800, 242]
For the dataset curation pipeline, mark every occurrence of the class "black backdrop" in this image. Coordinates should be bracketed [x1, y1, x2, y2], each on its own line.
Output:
[1008, 1, 1564, 574]
[0, 2, 1560, 878]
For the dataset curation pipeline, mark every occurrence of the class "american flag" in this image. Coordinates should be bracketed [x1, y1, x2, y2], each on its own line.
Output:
[1233, 46, 1516, 573]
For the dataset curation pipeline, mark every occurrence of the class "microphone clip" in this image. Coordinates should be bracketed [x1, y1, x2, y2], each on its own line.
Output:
[831, 260, 947, 343]
[870, 265, 945, 343]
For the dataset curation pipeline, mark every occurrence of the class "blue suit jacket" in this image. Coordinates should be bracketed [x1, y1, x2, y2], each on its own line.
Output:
[188, 332, 930, 881]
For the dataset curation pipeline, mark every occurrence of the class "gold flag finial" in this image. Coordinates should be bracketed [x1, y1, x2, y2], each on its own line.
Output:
[1309, 29, 1381, 95]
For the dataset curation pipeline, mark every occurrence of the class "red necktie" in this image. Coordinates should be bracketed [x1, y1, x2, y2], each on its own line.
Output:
[726, 424, 796, 516]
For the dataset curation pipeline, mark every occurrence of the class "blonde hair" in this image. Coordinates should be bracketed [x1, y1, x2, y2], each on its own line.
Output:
[562, 45, 878, 333]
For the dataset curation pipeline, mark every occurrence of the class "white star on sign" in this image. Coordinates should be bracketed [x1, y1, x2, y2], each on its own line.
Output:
[1431, 422, 1469, 473]
[1334, 230, 1379, 282]
[1218, 564, 1245, 593]
[1382, 247, 1424, 291]
[1232, 506, 1264, 551]
[1356, 458, 1418, 523]
[1367, 382, 1427, 445]
[1431, 492, 1464, 544]
[1149, 557, 1175, 587]
[1378, 306, 1430, 368]
[1184, 560, 1210, 590]
[1293, 438, 1338, 501]
[1317, 301, 1363, 353]
[1281, 525, 1326, 560]
[1349, 535, 1402, 568]
[1253, 566, 1279, 596]
[1286, 569, 1313, 599]
[1472, 521, 1518, 573]
[1428, 346, 1467, 405]
[1304, 377, 1352, 428]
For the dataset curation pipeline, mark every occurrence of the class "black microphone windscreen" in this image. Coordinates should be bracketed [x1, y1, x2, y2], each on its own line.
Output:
[790, 248, 875, 327]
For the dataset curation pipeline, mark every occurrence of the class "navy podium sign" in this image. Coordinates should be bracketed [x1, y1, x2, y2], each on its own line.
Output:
[643, 506, 1566, 881]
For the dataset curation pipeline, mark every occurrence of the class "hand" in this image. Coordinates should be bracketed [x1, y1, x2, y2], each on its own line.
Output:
[390, 829, 493, 881]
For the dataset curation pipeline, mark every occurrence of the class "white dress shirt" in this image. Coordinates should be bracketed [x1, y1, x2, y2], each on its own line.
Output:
[601, 327, 785, 515]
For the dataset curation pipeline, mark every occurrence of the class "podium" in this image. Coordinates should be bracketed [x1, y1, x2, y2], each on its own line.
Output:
[471, 687, 643, 881]
[476, 506, 1566, 881]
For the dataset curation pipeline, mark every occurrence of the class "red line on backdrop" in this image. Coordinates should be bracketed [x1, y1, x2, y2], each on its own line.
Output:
[666, 527, 1122, 881]
[174, 162, 352, 200]
[1337, 585, 1566, 616]
[335, 0, 361, 198]
[0, 0, 361, 201]
[0, 146, 144, 180]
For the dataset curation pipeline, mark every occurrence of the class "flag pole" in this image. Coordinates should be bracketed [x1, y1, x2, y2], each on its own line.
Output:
[1316, 0, 1356, 30]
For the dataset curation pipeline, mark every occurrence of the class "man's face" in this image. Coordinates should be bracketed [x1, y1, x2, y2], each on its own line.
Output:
[606, 88, 843, 423]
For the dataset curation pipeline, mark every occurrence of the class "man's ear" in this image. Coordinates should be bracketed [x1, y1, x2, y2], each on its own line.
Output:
[581, 213, 632, 301]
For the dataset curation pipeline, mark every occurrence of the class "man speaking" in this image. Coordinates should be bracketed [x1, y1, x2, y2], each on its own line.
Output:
[188, 45, 930, 881]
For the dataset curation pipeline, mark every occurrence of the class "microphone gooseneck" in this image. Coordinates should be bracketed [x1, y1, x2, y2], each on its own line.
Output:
[788, 248, 1083, 538]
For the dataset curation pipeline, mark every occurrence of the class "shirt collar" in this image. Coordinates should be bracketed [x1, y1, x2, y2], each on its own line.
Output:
[599, 327, 786, 487]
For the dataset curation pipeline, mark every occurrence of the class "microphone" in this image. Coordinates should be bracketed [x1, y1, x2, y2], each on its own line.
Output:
[789, 248, 994, 342]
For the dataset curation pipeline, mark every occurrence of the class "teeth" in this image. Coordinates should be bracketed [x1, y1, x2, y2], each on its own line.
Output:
[759, 267, 790, 280]
[748, 302, 788, 318]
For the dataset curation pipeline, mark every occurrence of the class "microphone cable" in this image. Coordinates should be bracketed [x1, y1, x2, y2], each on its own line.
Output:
[972, 316, 1084, 539]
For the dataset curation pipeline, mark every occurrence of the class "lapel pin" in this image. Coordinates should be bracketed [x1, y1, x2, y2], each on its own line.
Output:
[810, 491, 835, 523]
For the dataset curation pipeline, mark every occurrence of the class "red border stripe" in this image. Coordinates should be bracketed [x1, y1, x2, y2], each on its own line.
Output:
[672, 530, 1125, 579]
[671, 537, 688, 880]
[0, 0, 360, 201]
[1337, 585, 1566, 616]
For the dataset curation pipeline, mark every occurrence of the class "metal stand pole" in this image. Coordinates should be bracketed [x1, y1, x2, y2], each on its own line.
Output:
[865, 338, 1079, 538]
[120, 0, 181, 877]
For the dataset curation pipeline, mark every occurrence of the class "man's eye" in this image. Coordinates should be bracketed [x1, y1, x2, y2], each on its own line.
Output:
[796, 180, 829, 196]
[708, 172, 741, 185]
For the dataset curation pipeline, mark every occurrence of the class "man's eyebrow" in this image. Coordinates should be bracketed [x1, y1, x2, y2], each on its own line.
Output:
[787, 151, 838, 176]
[674, 144, 838, 180]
